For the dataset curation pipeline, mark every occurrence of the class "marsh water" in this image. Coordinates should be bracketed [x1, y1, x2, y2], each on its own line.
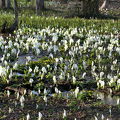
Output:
[0, 45, 120, 120]
[52, 90, 120, 120]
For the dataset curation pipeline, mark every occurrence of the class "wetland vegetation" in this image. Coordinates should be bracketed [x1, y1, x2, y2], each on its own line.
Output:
[0, 0, 120, 120]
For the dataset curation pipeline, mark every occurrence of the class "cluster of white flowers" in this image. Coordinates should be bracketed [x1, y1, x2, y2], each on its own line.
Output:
[0, 26, 119, 90]
[0, 21, 119, 120]
[0, 65, 6, 77]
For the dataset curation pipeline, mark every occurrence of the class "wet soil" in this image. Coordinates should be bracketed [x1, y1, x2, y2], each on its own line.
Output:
[0, 93, 120, 120]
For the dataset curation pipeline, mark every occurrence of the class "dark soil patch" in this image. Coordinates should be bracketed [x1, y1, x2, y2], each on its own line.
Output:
[0, 93, 120, 120]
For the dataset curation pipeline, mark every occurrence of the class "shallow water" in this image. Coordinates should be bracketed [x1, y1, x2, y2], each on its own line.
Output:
[32, 89, 120, 106]
[0, 51, 46, 66]
[57, 90, 120, 120]
[94, 91, 120, 106]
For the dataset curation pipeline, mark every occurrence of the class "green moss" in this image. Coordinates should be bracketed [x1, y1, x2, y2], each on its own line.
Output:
[77, 90, 93, 101]
[91, 101, 104, 107]
[0, 11, 120, 31]
[28, 57, 55, 69]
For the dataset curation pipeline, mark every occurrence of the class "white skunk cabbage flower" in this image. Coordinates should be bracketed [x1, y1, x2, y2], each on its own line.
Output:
[7, 90, 10, 97]
[55, 87, 59, 93]
[63, 109, 67, 118]
[53, 76, 57, 84]
[0, 66, 6, 77]
[94, 116, 98, 120]
[43, 95, 47, 103]
[38, 112, 42, 120]
[42, 67, 47, 73]
[72, 76, 76, 84]
[74, 87, 79, 98]
[26, 113, 30, 120]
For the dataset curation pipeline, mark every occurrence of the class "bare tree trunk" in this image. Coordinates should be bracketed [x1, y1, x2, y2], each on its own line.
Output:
[100, 0, 110, 10]
[6, 0, 11, 9]
[2, 0, 6, 8]
[14, 0, 18, 23]
[9, 0, 18, 31]
[83, 0, 99, 17]
[0, 0, 1, 7]
[36, 0, 44, 15]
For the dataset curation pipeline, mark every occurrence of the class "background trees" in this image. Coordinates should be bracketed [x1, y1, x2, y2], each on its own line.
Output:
[0, 0, 11, 8]
[1, 0, 6, 8]
[100, 0, 110, 10]
[83, 0, 99, 16]
[0, 0, 45, 15]
[0, 0, 118, 17]
[1, 0, 18, 34]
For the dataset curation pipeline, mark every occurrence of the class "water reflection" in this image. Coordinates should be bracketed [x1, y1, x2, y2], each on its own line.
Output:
[95, 91, 120, 106]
